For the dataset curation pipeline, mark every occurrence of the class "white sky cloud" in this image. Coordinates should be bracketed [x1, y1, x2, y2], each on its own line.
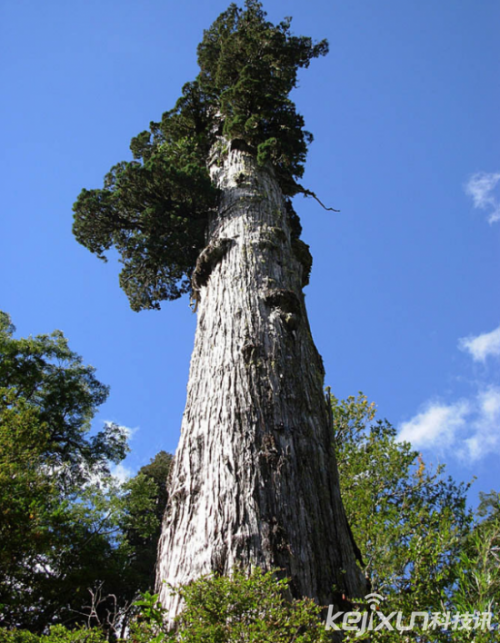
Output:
[397, 386, 500, 461]
[397, 400, 470, 449]
[464, 171, 500, 224]
[119, 424, 139, 440]
[462, 386, 500, 460]
[459, 324, 500, 362]
[110, 463, 135, 483]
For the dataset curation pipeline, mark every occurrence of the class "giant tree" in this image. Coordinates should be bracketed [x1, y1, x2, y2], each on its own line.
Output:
[73, 0, 367, 618]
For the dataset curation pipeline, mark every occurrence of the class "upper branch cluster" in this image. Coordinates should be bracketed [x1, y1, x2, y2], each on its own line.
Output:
[72, 0, 328, 311]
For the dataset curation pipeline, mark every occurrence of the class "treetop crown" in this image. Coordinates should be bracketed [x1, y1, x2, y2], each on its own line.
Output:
[73, 1, 328, 311]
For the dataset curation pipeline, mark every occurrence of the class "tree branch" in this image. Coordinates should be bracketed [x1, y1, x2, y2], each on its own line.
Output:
[300, 188, 340, 212]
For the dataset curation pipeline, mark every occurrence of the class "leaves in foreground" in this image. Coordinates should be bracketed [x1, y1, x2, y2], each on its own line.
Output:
[132, 568, 333, 642]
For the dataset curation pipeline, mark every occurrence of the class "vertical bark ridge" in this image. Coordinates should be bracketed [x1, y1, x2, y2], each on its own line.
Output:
[156, 145, 366, 618]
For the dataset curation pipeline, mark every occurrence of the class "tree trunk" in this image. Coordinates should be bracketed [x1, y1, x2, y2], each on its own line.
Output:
[156, 144, 366, 618]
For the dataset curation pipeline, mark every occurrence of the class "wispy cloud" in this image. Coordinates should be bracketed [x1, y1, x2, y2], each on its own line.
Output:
[110, 463, 135, 483]
[459, 324, 500, 362]
[397, 400, 470, 450]
[464, 171, 500, 224]
[118, 424, 139, 440]
[462, 386, 500, 460]
[399, 316, 500, 462]
[397, 386, 500, 462]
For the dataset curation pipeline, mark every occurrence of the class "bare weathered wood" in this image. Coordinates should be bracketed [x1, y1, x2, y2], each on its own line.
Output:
[156, 144, 366, 619]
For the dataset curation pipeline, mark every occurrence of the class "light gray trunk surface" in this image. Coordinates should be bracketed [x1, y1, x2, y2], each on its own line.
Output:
[156, 145, 366, 618]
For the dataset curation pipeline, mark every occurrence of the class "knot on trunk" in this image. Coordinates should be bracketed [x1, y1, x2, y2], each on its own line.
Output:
[259, 433, 280, 464]
[264, 288, 302, 330]
[241, 340, 259, 364]
[191, 238, 233, 308]
[264, 289, 301, 314]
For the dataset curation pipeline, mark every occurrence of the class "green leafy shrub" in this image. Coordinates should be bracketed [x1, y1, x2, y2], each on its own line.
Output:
[0, 626, 104, 643]
[131, 568, 333, 642]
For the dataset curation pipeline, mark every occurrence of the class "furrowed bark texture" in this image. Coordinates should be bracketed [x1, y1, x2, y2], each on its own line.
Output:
[156, 146, 366, 617]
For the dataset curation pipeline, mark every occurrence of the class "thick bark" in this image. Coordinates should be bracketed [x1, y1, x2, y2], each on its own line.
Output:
[156, 144, 366, 618]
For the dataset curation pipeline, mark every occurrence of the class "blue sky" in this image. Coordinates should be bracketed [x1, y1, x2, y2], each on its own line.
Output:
[1, 0, 499, 503]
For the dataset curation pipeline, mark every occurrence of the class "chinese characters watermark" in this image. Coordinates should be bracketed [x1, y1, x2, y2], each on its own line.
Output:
[325, 593, 494, 636]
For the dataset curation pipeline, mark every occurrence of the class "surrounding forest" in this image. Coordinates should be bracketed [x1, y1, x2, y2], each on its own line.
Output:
[1, 1, 498, 641]
[1, 312, 499, 640]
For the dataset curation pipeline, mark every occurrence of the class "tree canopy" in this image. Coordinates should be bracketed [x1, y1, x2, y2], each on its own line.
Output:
[0, 313, 172, 632]
[0, 311, 126, 485]
[72, 0, 327, 311]
[331, 393, 500, 641]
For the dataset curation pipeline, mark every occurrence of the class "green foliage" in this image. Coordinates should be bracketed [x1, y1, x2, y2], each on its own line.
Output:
[196, 0, 328, 189]
[73, 139, 218, 311]
[0, 314, 129, 631]
[0, 625, 105, 643]
[0, 312, 126, 484]
[0, 314, 172, 634]
[73, 1, 327, 311]
[118, 452, 174, 597]
[331, 392, 474, 641]
[0, 389, 58, 582]
[7, 452, 173, 635]
[131, 568, 332, 643]
[451, 491, 500, 641]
